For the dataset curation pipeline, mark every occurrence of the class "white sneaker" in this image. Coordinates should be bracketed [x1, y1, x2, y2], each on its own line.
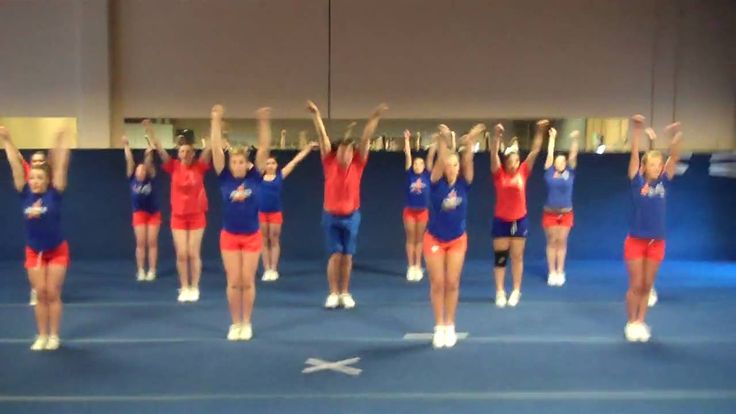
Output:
[444, 325, 458, 348]
[227, 324, 241, 341]
[495, 291, 507, 308]
[30, 335, 47, 351]
[547, 272, 558, 286]
[648, 288, 658, 307]
[239, 323, 253, 341]
[405, 267, 415, 281]
[508, 290, 521, 307]
[270, 270, 280, 281]
[189, 287, 200, 302]
[261, 270, 274, 282]
[339, 293, 356, 309]
[324, 293, 340, 309]
[557, 272, 566, 287]
[145, 270, 157, 282]
[136, 269, 146, 282]
[29, 289, 37, 306]
[625, 322, 639, 342]
[412, 266, 424, 282]
[432, 326, 446, 349]
[638, 322, 652, 343]
[177, 288, 189, 303]
[45, 335, 60, 351]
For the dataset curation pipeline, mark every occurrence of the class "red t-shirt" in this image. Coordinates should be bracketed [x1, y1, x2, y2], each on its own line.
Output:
[22, 159, 30, 181]
[322, 152, 367, 215]
[493, 161, 530, 221]
[163, 159, 210, 216]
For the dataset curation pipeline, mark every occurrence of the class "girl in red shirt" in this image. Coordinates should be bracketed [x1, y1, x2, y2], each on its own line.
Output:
[490, 121, 546, 308]
[151, 121, 212, 303]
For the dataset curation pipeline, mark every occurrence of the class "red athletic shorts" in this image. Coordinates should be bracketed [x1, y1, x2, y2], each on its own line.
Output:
[220, 230, 262, 252]
[25, 241, 70, 269]
[423, 232, 467, 256]
[542, 211, 574, 229]
[259, 212, 284, 225]
[403, 207, 429, 223]
[624, 236, 666, 261]
[171, 213, 206, 230]
[133, 211, 162, 227]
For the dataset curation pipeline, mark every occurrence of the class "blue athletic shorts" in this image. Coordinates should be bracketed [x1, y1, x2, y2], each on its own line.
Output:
[322, 210, 361, 255]
[492, 216, 529, 238]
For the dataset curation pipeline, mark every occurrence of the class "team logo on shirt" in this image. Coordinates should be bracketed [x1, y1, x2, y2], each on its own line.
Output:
[640, 182, 666, 198]
[24, 199, 47, 219]
[230, 184, 252, 202]
[441, 189, 463, 211]
[410, 178, 426, 194]
[132, 182, 152, 195]
[509, 175, 524, 189]
[553, 171, 570, 180]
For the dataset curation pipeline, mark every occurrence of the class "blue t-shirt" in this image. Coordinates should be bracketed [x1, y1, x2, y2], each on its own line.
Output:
[21, 185, 64, 251]
[629, 173, 669, 240]
[406, 170, 431, 209]
[129, 175, 159, 213]
[427, 177, 469, 242]
[258, 171, 283, 213]
[218, 167, 263, 234]
[544, 167, 575, 209]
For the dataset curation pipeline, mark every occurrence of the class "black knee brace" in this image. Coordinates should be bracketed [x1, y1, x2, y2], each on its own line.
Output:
[494, 250, 510, 268]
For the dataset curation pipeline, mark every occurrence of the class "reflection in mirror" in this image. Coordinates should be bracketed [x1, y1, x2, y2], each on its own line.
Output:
[123, 118, 632, 153]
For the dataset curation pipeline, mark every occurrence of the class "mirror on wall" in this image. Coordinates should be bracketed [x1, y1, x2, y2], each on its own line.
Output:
[0, 117, 77, 149]
[122, 117, 632, 153]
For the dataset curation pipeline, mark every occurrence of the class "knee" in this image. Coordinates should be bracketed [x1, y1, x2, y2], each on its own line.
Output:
[45, 286, 61, 302]
[430, 280, 445, 294]
[445, 279, 460, 293]
[35, 285, 49, 302]
[510, 251, 524, 262]
[147, 239, 157, 250]
[242, 278, 255, 291]
[227, 279, 242, 290]
[188, 249, 201, 261]
[176, 251, 189, 262]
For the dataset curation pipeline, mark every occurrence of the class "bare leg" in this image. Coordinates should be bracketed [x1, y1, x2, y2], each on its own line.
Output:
[444, 249, 466, 324]
[27, 267, 49, 336]
[556, 227, 570, 275]
[260, 222, 271, 271]
[147, 224, 160, 273]
[636, 259, 661, 323]
[339, 255, 353, 293]
[172, 229, 190, 289]
[510, 238, 526, 291]
[188, 229, 205, 288]
[415, 221, 427, 268]
[544, 228, 556, 275]
[222, 250, 243, 324]
[46, 265, 67, 336]
[269, 224, 282, 272]
[134, 226, 147, 272]
[493, 238, 511, 291]
[425, 251, 446, 326]
[327, 253, 341, 294]
[241, 251, 260, 323]
[404, 217, 416, 268]
[626, 259, 644, 322]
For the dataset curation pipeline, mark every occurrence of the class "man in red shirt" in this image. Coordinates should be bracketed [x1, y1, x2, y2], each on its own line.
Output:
[307, 100, 388, 309]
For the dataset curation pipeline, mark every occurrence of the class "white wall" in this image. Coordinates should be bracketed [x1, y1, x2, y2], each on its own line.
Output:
[0, 0, 110, 148]
[1, 0, 733, 150]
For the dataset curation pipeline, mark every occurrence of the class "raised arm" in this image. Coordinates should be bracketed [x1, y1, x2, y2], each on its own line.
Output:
[431, 125, 451, 183]
[628, 114, 646, 179]
[663, 122, 683, 180]
[426, 141, 437, 171]
[255, 107, 272, 173]
[282, 141, 318, 178]
[359, 103, 389, 160]
[544, 127, 556, 170]
[211, 104, 226, 174]
[145, 119, 171, 164]
[461, 123, 486, 184]
[525, 119, 547, 171]
[51, 129, 71, 192]
[0, 127, 26, 192]
[568, 130, 580, 169]
[198, 136, 212, 166]
[344, 121, 357, 141]
[490, 123, 504, 174]
[280, 129, 287, 149]
[144, 147, 156, 177]
[306, 100, 331, 159]
[403, 129, 412, 171]
[122, 135, 135, 177]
